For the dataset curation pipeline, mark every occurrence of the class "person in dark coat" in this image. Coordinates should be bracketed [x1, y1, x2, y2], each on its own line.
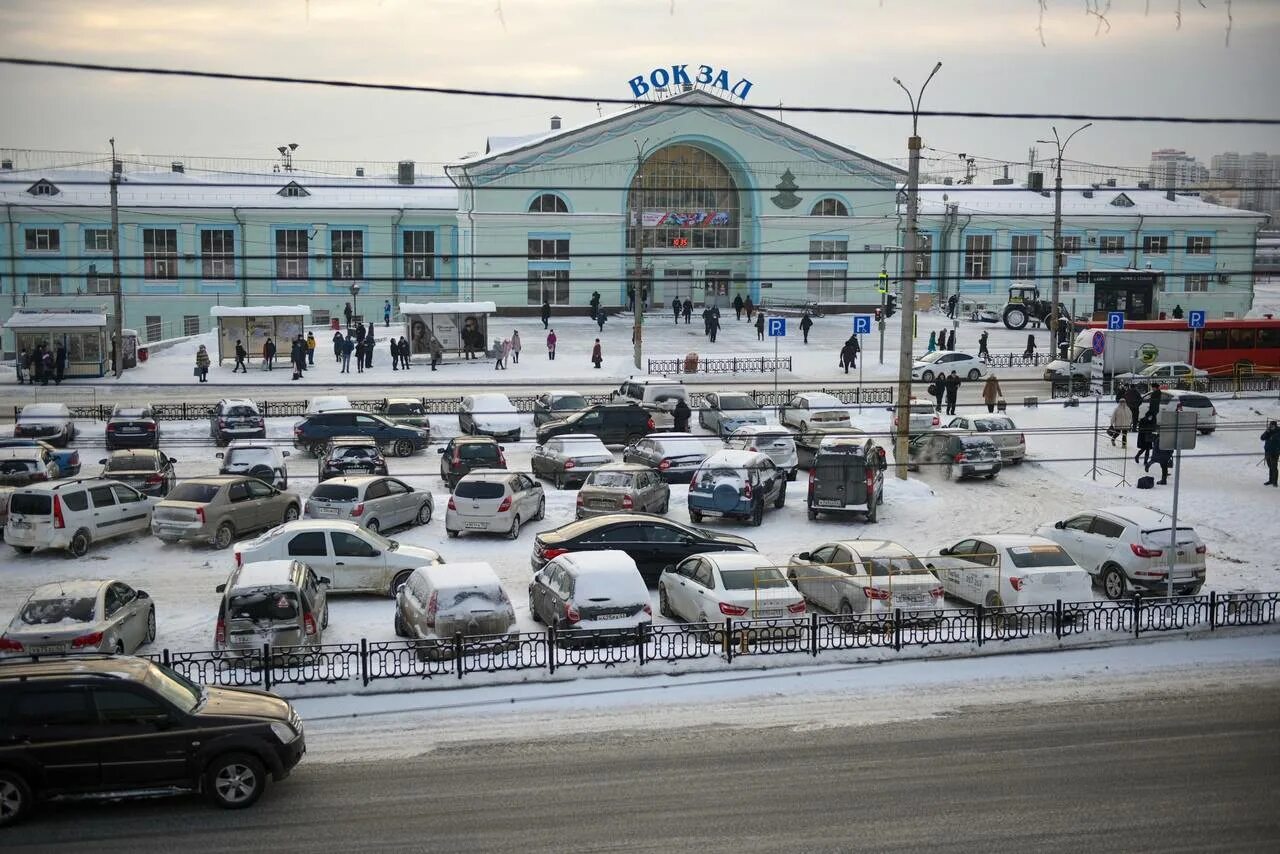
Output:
[1023, 333, 1036, 358]
[364, 336, 375, 369]
[262, 338, 276, 370]
[234, 339, 248, 373]
[1172, 304, 1184, 319]
[40, 350, 53, 385]
[333, 331, 344, 363]
[1144, 387, 1162, 421]
[341, 335, 354, 373]
[672, 297, 681, 324]
[929, 375, 945, 412]
[1134, 414, 1156, 467]
[1146, 432, 1173, 485]
[708, 311, 721, 343]
[591, 338, 602, 369]
[977, 330, 989, 360]
[944, 370, 962, 416]
[389, 337, 400, 371]
[354, 338, 365, 374]
[1124, 384, 1143, 429]
[701, 307, 712, 335]
[343, 301, 353, 328]
[54, 343, 67, 384]
[946, 293, 958, 319]
[356, 322, 366, 343]
[429, 336, 443, 371]
[800, 311, 814, 344]
[754, 312, 765, 341]
[732, 293, 744, 320]
[682, 298, 693, 324]
[627, 285, 635, 313]
[1262, 420, 1280, 487]
[15, 347, 28, 384]
[589, 290, 601, 320]
[673, 399, 692, 433]
[839, 337, 859, 373]
[744, 295, 755, 322]
[540, 299, 551, 330]
[596, 310, 607, 333]
[946, 329, 956, 351]
[399, 336, 411, 370]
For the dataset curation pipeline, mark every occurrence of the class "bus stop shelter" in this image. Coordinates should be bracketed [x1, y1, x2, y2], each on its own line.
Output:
[401, 301, 496, 358]
[210, 305, 311, 365]
[3, 309, 109, 378]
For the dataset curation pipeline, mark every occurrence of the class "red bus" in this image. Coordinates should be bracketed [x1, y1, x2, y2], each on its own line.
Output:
[1081, 317, 1280, 376]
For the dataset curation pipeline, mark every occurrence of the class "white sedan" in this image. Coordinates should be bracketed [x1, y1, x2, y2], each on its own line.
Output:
[780, 392, 851, 433]
[924, 534, 1093, 608]
[658, 551, 806, 623]
[911, 351, 988, 382]
[787, 539, 944, 618]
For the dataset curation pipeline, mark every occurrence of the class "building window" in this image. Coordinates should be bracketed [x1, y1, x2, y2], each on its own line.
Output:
[278, 181, 309, 198]
[807, 269, 847, 302]
[916, 233, 933, 279]
[1011, 235, 1038, 277]
[313, 308, 331, 326]
[1099, 235, 1125, 255]
[403, 231, 435, 280]
[963, 235, 992, 280]
[528, 238, 569, 261]
[808, 239, 848, 261]
[29, 275, 62, 295]
[527, 270, 569, 305]
[200, 229, 235, 280]
[27, 180, 58, 197]
[810, 198, 849, 217]
[1186, 235, 1212, 255]
[626, 144, 740, 250]
[24, 228, 59, 252]
[88, 275, 113, 295]
[145, 316, 162, 342]
[275, 229, 309, 279]
[84, 229, 114, 252]
[330, 230, 364, 280]
[1060, 235, 1081, 255]
[183, 315, 200, 336]
[528, 194, 568, 213]
[142, 228, 178, 280]
[1185, 274, 1210, 292]
[1142, 235, 1169, 255]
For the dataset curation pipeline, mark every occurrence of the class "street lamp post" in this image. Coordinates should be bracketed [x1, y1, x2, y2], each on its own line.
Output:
[1037, 123, 1091, 355]
[350, 282, 361, 328]
[892, 61, 942, 481]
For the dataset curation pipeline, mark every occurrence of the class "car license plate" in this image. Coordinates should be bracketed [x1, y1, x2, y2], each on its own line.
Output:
[27, 644, 65, 654]
[754, 609, 783, 619]
[315, 507, 338, 516]
[120, 426, 141, 433]
[817, 499, 842, 507]
[464, 521, 487, 529]
[10, 519, 30, 529]
[973, 464, 993, 471]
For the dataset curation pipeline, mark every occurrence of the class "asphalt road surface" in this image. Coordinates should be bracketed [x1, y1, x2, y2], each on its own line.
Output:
[6, 680, 1279, 852]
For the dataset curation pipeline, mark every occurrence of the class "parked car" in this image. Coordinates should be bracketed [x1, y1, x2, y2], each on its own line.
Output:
[575, 463, 670, 519]
[894, 399, 941, 436]
[0, 448, 58, 487]
[611, 376, 688, 428]
[14, 403, 76, 447]
[658, 552, 805, 624]
[723, 426, 799, 481]
[907, 431, 1003, 480]
[105, 404, 160, 450]
[459, 393, 522, 442]
[99, 448, 177, 497]
[215, 559, 328, 655]
[1114, 361, 1208, 391]
[532, 514, 756, 585]
[806, 435, 887, 522]
[305, 475, 432, 533]
[925, 534, 1094, 607]
[0, 655, 305, 826]
[210, 398, 266, 446]
[383, 397, 431, 432]
[780, 392, 850, 434]
[534, 389, 591, 427]
[530, 434, 614, 489]
[233, 520, 441, 597]
[0, 438, 80, 477]
[687, 449, 787, 526]
[438, 435, 506, 490]
[1156, 389, 1217, 434]
[0, 579, 155, 657]
[536, 402, 655, 446]
[151, 476, 301, 549]
[6, 478, 156, 557]
[293, 409, 430, 458]
[787, 540, 943, 617]
[528, 550, 652, 642]
[911, 351, 988, 382]
[304, 395, 352, 415]
[622, 433, 712, 483]
[446, 470, 544, 539]
[394, 562, 516, 660]
[1035, 506, 1206, 599]
[699, 391, 766, 437]
[945, 415, 1026, 464]
[217, 440, 290, 489]
[317, 437, 389, 482]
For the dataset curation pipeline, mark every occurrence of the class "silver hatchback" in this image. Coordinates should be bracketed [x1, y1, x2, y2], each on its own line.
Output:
[445, 470, 545, 539]
[304, 475, 433, 534]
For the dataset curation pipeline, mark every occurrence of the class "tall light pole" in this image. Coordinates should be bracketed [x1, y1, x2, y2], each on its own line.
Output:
[350, 281, 361, 327]
[109, 138, 124, 378]
[892, 61, 942, 480]
[631, 139, 650, 371]
[1037, 123, 1091, 356]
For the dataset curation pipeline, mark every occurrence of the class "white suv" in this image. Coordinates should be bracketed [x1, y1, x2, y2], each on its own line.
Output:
[1035, 505, 1207, 599]
[6, 478, 156, 557]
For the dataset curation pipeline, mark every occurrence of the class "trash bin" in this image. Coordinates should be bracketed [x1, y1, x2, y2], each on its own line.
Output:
[683, 352, 699, 374]
[137, 347, 149, 362]
[331, 317, 341, 331]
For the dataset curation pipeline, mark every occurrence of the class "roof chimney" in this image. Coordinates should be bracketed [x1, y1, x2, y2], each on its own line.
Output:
[397, 160, 415, 185]
[171, 161, 184, 173]
[355, 167, 364, 177]
[550, 115, 562, 130]
[1137, 180, 1151, 190]
[1106, 178, 1116, 187]
[1028, 171, 1044, 192]
[0, 159, 11, 170]
[993, 165, 1013, 185]
[1083, 189, 1094, 198]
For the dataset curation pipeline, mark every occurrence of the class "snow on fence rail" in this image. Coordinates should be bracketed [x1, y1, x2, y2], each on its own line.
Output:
[143, 591, 1277, 692]
[647, 355, 792, 375]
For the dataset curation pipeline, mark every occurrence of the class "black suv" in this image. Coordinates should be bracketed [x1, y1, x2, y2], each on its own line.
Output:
[0, 655, 305, 826]
[318, 437, 389, 482]
[536, 402, 656, 446]
[293, 409, 430, 458]
[438, 435, 506, 490]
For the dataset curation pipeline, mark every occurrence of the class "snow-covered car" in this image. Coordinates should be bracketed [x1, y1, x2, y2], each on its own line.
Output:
[14, 403, 77, 447]
[911, 351, 988, 382]
[969, 308, 1000, 323]
[0, 448, 58, 487]
[8, 478, 156, 557]
[383, 398, 431, 432]
[723, 426, 799, 481]
[699, 391, 766, 437]
[787, 539, 944, 618]
[209, 398, 266, 446]
[945, 415, 1025, 464]
[529, 550, 653, 643]
[394, 562, 516, 660]
[0, 438, 80, 478]
[893, 399, 941, 436]
[459, 393, 522, 442]
[217, 440, 290, 489]
[305, 475, 433, 533]
[574, 463, 670, 518]
[925, 534, 1094, 608]
[907, 431, 1003, 481]
[233, 519, 443, 597]
[1035, 506, 1206, 599]
[530, 434, 615, 489]
[780, 392, 850, 434]
[445, 470, 545, 539]
[658, 552, 805, 624]
[534, 390, 590, 427]
[0, 579, 155, 657]
[304, 395, 353, 415]
[1113, 361, 1208, 391]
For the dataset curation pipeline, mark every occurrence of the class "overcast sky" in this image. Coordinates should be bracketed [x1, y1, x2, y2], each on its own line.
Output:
[1, 0, 1277, 176]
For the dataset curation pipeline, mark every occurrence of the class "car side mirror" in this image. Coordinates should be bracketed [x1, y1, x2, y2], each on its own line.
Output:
[282, 451, 290, 458]
[662, 564, 675, 575]
[318, 576, 332, 586]
[797, 551, 812, 561]
[168, 457, 178, 464]
[215, 583, 226, 593]
[1054, 520, 1065, 529]
[939, 547, 951, 556]
[215, 452, 225, 459]
[436, 448, 445, 454]
[99, 458, 107, 465]
[136, 590, 149, 599]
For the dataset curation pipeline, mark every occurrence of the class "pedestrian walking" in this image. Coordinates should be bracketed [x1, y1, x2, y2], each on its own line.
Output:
[981, 374, 1003, 413]
[800, 311, 813, 344]
[234, 339, 248, 373]
[341, 335, 354, 373]
[333, 331, 344, 363]
[1144, 387, 1162, 421]
[1107, 399, 1133, 446]
[591, 338, 602, 369]
[54, 343, 67, 384]
[15, 348, 28, 384]
[263, 338, 276, 371]
[343, 301, 353, 329]
[947, 293, 959, 319]
[1145, 433, 1173, 485]
[1262, 420, 1280, 486]
[1134, 414, 1155, 467]
[597, 310, 607, 333]
[744, 296, 755, 322]
[541, 299, 551, 330]
[682, 298, 693, 324]
[1124, 384, 1143, 430]
[732, 293, 744, 321]
[708, 311, 721, 343]
[383, 300, 392, 328]
[978, 330, 989, 360]
[673, 399, 691, 433]
[946, 329, 956, 351]
[547, 329, 557, 360]
[672, 297, 681, 324]
[39, 349, 52, 386]
[929, 375, 945, 412]
[589, 290, 601, 321]
[510, 331, 521, 364]
[304, 331, 315, 365]
[356, 322, 366, 343]
[364, 336, 375, 369]
[195, 345, 210, 382]
[944, 370, 962, 416]
[1023, 333, 1036, 358]
[927, 331, 937, 353]
[501, 338, 513, 370]
[755, 312, 765, 341]
[429, 336, 443, 371]
[354, 338, 365, 374]
[627, 285, 636, 313]
[390, 337, 401, 371]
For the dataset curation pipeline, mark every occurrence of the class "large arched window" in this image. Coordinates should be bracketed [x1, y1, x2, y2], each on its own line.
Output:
[810, 198, 848, 217]
[529, 193, 569, 213]
[626, 144, 741, 250]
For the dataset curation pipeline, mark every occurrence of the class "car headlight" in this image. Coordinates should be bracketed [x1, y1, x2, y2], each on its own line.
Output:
[270, 721, 300, 744]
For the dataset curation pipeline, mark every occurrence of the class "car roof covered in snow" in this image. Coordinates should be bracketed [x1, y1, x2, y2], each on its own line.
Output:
[229, 560, 303, 590]
[28, 579, 107, 600]
[466, 392, 515, 406]
[1093, 506, 1187, 529]
[18, 403, 71, 418]
[701, 551, 777, 571]
[700, 448, 769, 469]
[827, 539, 918, 559]
[549, 549, 640, 576]
[417, 561, 500, 589]
[967, 534, 1066, 550]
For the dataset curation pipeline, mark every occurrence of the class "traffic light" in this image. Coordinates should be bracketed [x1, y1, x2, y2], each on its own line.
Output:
[885, 294, 897, 318]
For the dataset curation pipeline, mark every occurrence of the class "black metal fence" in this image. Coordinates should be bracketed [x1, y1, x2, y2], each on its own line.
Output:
[144, 590, 1278, 691]
[1049, 373, 1280, 399]
[647, 356, 792, 375]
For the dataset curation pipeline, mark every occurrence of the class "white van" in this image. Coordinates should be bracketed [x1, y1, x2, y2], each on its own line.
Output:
[6, 478, 156, 557]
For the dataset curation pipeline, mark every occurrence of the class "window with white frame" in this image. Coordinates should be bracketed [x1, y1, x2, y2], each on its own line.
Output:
[1185, 274, 1210, 292]
[183, 315, 200, 336]
[1099, 235, 1125, 255]
[24, 228, 59, 252]
[1011, 235, 1038, 277]
[403, 231, 435, 280]
[330, 229, 364, 280]
[810, 198, 849, 217]
[964, 234, 993, 279]
[1060, 235, 1081, 255]
[29, 275, 61, 295]
[88, 275, 113, 295]
[527, 270, 570, 305]
[276, 229, 308, 279]
[142, 228, 178, 280]
[808, 239, 848, 261]
[84, 229, 114, 252]
[1142, 235, 1169, 255]
[807, 269, 847, 302]
[528, 194, 568, 213]
[201, 229, 235, 280]
[1186, 235, 1212, 255]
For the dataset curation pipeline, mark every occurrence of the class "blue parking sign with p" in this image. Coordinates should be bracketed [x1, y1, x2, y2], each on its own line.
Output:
[1188, 310, 1206, 329]
[767, 317, 786, 337]
[1107, 311, 1125, 330]
[853, 314, 872, 335]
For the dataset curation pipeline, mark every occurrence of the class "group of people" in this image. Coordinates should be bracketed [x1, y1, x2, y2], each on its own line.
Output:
[492, 331, 523, 370]
[731, 293, 757, 322]
[1106, 383, 1174, 484]
[14, 341, 66, 385]
[927, 371, 966, 416]
[926, 329, 958, 353]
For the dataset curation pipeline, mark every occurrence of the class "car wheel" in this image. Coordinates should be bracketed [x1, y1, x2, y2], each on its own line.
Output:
[0, 770, 33, 828]
[967, 369, 981, 380]
[394, 439, 414, 458]
[659, 585, 673, 619]
[689, 508, 703, 523]
[807, 507, 817, 520]
[282, 504, 300, 523]
[799, 421, 809, 434]
[416, 501, 432, 525]
[921, 370, 934, 383]
[12, 546, 33, 554]
[446, 529, 459, 538]
[205, 753, 267, 810]
[393, 610, 408, 638]
[145, 608, 157, 644]
[529, 592, 543, 623]
[1101, 564, 1128, 600]
[390, 570, 412, 598]
[750, 501, 764, 526]
[68, 529, 91, 558]
[507, 514, 522, 540]
[773, 482, 787, 509]
[534, 499, 546, 522]
[213, 522, 235, 550]
[322, 603, 329, 629]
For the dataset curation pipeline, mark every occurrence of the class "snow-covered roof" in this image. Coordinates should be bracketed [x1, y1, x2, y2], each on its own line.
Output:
[211, 305, 312, 318]
[831, 539, 916, 559]
[3, 311, 107, 329]
[18, 403, 71, 417]
[552, 549, 640, 576]
[400, 301, 497, 314]
[231, 559, 303, 590]
[701, 551, 775, 570]
[908, 184, 1265, 219]
[419, 561, 500, 588]
[702, 448, 768, 468]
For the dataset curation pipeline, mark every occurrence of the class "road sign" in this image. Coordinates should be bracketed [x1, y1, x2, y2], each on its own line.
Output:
[1091, 331, 1105, 355]
[767, 317, 786, 337]
[1138, 342, 1160, 364]
[1188, 310, 1206, 329]
[853, 315, 872, 335]
[1107, 312, 1125, 330]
